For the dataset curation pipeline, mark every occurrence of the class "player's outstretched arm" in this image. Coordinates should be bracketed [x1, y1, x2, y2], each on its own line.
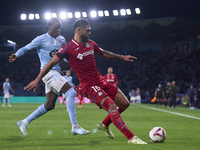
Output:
[24, 55, 61, 92]
[97, 48, 137, 62]
[9, 37, 41, 63]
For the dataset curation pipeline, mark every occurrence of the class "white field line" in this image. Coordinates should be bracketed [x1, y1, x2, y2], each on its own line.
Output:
[139, 105, 200, 120]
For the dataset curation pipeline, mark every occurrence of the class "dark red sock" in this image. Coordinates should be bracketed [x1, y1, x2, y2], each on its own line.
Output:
[110, 110, 134, 140]
[102, 108, 125, 126]
[79, 97, 83, 105]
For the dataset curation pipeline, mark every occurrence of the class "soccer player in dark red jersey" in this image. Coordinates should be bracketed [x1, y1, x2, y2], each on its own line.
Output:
[104, 67, 118, 86]
[24, 18, 147, 144]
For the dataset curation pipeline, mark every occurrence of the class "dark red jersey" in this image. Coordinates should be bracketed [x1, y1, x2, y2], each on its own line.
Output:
[104, 73, 118, 85]
[56, 38, 107, 91]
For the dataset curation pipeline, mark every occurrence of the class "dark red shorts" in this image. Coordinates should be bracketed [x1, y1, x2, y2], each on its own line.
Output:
[84, 82, 118, 108]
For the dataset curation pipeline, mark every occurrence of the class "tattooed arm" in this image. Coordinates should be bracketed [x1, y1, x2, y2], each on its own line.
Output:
[96, 48, 137, 62]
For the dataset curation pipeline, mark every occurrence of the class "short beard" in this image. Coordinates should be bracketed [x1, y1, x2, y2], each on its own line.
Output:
[81, 35, 88, 42]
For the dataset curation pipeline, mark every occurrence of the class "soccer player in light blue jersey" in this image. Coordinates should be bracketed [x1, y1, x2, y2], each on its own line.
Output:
[62, 70, 74, 104]
[9, 18, 89, 136]
[2, 78, 15, 107]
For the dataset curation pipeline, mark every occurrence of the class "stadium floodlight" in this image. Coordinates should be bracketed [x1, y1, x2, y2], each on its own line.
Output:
[35, 13, 40, 19]
[60, 12, 67, 19]
[135, 8, 141, 14]
[7, 40, 16, 44]
[75, 12, 81, 18]
[67, 12, 73, 18]
[113, 10, 119, 16]
[45, 13, 51, 19]
[29, 14, 34, 20]
[91, 11, 97, 18]
[21, 14, 27, 20]
[126, 9, 132, 15]
[120, 9, 126, 16]
[104, 10, 109, 17]
[98, 10, 103, 17]
[52, 13, 57, 18]
[82, 12, 87, 18]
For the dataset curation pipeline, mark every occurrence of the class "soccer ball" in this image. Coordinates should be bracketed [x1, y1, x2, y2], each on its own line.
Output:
[149, 127, 166, 143]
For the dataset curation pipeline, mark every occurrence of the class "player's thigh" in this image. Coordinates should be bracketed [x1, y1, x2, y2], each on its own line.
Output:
[86, 85, 108, 108]
[113, 89, 130, 110]
[45, 91, 58, 110]
[60, 82, 71, 94]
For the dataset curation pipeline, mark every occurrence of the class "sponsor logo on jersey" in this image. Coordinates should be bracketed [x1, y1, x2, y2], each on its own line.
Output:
[98, 92, 103, 96]
[77, 53, 83, 60]
[86, 42, 90, 48]
[49, 49, 59, 57]
[60, 39, 65, 46]
[107, 79, 115, 82]
[77, 50, 94, 60]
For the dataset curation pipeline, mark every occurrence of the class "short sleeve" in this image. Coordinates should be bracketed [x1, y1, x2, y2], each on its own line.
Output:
[92, 41, 100, 53]
[56, 47, 64, 60]
[56, 45, 68, 60]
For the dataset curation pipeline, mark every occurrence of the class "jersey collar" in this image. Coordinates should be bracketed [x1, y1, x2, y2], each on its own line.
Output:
[72, 38, 86, 47]
[46, 32, 58, 39]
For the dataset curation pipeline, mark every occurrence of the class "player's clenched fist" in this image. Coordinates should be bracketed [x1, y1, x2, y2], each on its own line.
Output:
[9, 54, 16, 63]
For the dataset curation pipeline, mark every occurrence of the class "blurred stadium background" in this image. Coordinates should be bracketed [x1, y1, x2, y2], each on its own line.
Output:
[1, 0, 200, 102]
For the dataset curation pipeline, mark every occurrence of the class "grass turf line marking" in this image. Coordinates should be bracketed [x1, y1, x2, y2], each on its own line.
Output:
[139, 105, 200, 120]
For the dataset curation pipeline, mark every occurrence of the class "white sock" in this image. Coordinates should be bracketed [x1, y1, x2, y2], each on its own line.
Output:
[65, 88, 78, 125]
[72, 124, 79, 129]
[22, 119, 29, 126]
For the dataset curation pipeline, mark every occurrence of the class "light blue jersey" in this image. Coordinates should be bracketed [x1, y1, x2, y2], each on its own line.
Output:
[15, 33, 66, 72]
[3, 82, 10, 93]
[63, 75, 73, 86]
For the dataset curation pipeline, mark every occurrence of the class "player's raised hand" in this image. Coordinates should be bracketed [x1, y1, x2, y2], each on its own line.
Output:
[24, 80, 39, 92]
[122, 55, 137, 62]
[9, 54, 17, 63]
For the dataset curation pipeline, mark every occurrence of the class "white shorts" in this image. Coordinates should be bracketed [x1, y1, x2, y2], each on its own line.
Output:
[42, 70, 68, 95]
[136, 95, 141, 100]
[4, 92, 10, 99]
[130, 96, 136, 101]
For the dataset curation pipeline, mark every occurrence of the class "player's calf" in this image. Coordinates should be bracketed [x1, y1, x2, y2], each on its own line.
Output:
[101, 97, 134, 140]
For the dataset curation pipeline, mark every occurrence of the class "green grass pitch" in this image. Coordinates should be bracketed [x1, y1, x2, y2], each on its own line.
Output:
[0, 103, 200, 150]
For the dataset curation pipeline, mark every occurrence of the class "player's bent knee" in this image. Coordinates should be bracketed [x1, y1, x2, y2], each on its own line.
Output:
[71, 88, 76, 97]
[118, 100, 130, 110]
[102, 97, 115, 112]
[108, 103, 117, 113]
[125, 101, 130, 108]
[65, 87, 76, 97]
[44, 104, 55, 111]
